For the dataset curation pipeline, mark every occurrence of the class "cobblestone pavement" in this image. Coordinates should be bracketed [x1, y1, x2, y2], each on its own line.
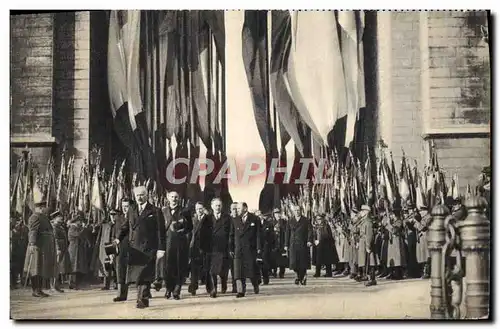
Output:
[10, 270, 431, 319]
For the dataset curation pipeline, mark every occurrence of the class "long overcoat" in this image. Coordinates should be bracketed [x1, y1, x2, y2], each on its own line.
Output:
[113, 213, 129, 284]
[23, 212, 57, 279]
[68, 222, 90, 274]
[161, 206, 193, 281]
[118, 202, 166, 284]
[312, 219, 338, 266]
[333, 222, 349, 263]
[357, 210, 378, 268]
[260, 219, 277, 269]
[413, 211, 431, 263]
[273, 218, 288, 268]
[229, 213, 262, 279]
[201, 213, 232, 276]
[285, 216, 313, 272]
[382, 213, 407, 268]
[189, 214, 206, 269]
[96, 222, 114, 277]
[53, 224, 71, 275]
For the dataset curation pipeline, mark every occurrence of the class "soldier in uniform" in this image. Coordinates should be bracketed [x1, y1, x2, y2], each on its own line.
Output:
[23, 196, 57, 297]
[51, 211, 70, 292]
[272, 208, 288, 278]
[229, 202, 262, 298]
[10, 213, 28, 289]
[114, 186, 167, 309]
[331, 211, 349, 276]
[402, 200, 419, 278]
[68, 211, 90, 290]
[285, 205, 313, 285]
[161, 191, 193, 300]
[202, 198, 232, 297]
[95, 211, 117, 290]
[113, 199, 132, 301]
[408, 204, 431, 279]
[357, 203, 378, 286]
[348, 208, 360, 280]
[312, 214, 337, 277]
[381, 201, 407, 280]
[188, 202, 208, 296]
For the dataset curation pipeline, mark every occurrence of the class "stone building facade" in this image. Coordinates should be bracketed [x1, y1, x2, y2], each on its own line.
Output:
[10, 11, 491, 192]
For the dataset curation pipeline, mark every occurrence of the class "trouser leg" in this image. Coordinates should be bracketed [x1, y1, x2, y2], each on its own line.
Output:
[189, 264, 199, 293]
[236, 279, 244, 294]
[279, 266, 286, 278]
[231, 263, 237, 292]
[31, 275, 39, 292]
[325, 264, 333, 276]
[262, 262, 270, 284]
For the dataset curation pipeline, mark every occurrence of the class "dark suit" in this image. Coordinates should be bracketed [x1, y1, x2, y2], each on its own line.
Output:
[161, 206, 193, 297]
[274, 218, 288, 278]
[260, 219, 276, 284]
[285, 216, 313, 281]
[117, 202, 166, 304]
[188, 213, 206, 293]
[229, 213, 262, 294]
[201, 213, 232, 293]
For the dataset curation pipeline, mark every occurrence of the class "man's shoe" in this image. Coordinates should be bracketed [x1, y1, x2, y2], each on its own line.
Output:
[313, 273, 320, 278]
[300, 278, 307, 286]
[173, 294, 181, 300]
[113, 296, 127, 302]
[136, 300, 149, 309]
[32, 292, 42, 297]
[294, 279, 300, 285]
[210, 290, 217, 298]
[253, 286, 259, 294]
[165, 291, 172, 299]
[55, 287, 64, 293]
[101, 286, 110, 291]
[236, 293, 245, 298]
[365, 280, 377, 287]
[39, 291, 50, 297]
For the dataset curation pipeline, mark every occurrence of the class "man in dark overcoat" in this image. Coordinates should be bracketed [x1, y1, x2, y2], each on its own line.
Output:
[285, 205, 313, 285]
[161, 191, 193, 300]
[68, 212, 90, 290]
[11, 213, 28, 289]
[201, 198, 232, 298]
[259, 212, 276, 284]
[188, 202, 208, 296]
[51, 211, 70, 292]
[23, 197, 56, 297]
[113, 199, 132, 301]
[229, 202, 262, 298]
[228, 202, 239, 293]
[312, 214, 337, 277]
[114, 186, 166, 309]
[272, 208, 288, 279]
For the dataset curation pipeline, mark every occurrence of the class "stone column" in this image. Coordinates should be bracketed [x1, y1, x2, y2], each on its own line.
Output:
[427, 204, 449, 319]
[460, 196, 490, 318]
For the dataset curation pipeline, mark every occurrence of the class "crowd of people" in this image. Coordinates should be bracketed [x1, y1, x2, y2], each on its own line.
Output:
[11, 181, 474, 310]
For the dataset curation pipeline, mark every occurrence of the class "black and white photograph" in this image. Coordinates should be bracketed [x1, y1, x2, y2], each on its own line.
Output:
[8, 8, 491, 319]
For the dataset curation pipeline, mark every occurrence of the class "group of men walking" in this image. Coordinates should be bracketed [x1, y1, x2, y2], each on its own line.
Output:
[15, 183, 468, 310]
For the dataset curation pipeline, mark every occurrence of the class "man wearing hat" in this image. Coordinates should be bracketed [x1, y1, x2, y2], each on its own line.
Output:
[23, 194, 57, 297]
[272, 208, 288, 279]
[380, 200, 407, 280]
[357, 203, 378, 286]
[68, 212, 90, 290]
[407, 204, 431, 279]
[51, 210, 71, 292]
[10, 212, 28, 289]
[96, 209, 117, 290]
[348, 207, 361, 280]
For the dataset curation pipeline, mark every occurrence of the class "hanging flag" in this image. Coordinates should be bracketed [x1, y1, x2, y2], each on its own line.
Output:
[202, 10, 226, 64]
[338, 11, 366, 147]
[242, 10, 274, 155]
[285, 11, 347, 145]
[108, 10, 145, 176]
[270, 10, 304, 156]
